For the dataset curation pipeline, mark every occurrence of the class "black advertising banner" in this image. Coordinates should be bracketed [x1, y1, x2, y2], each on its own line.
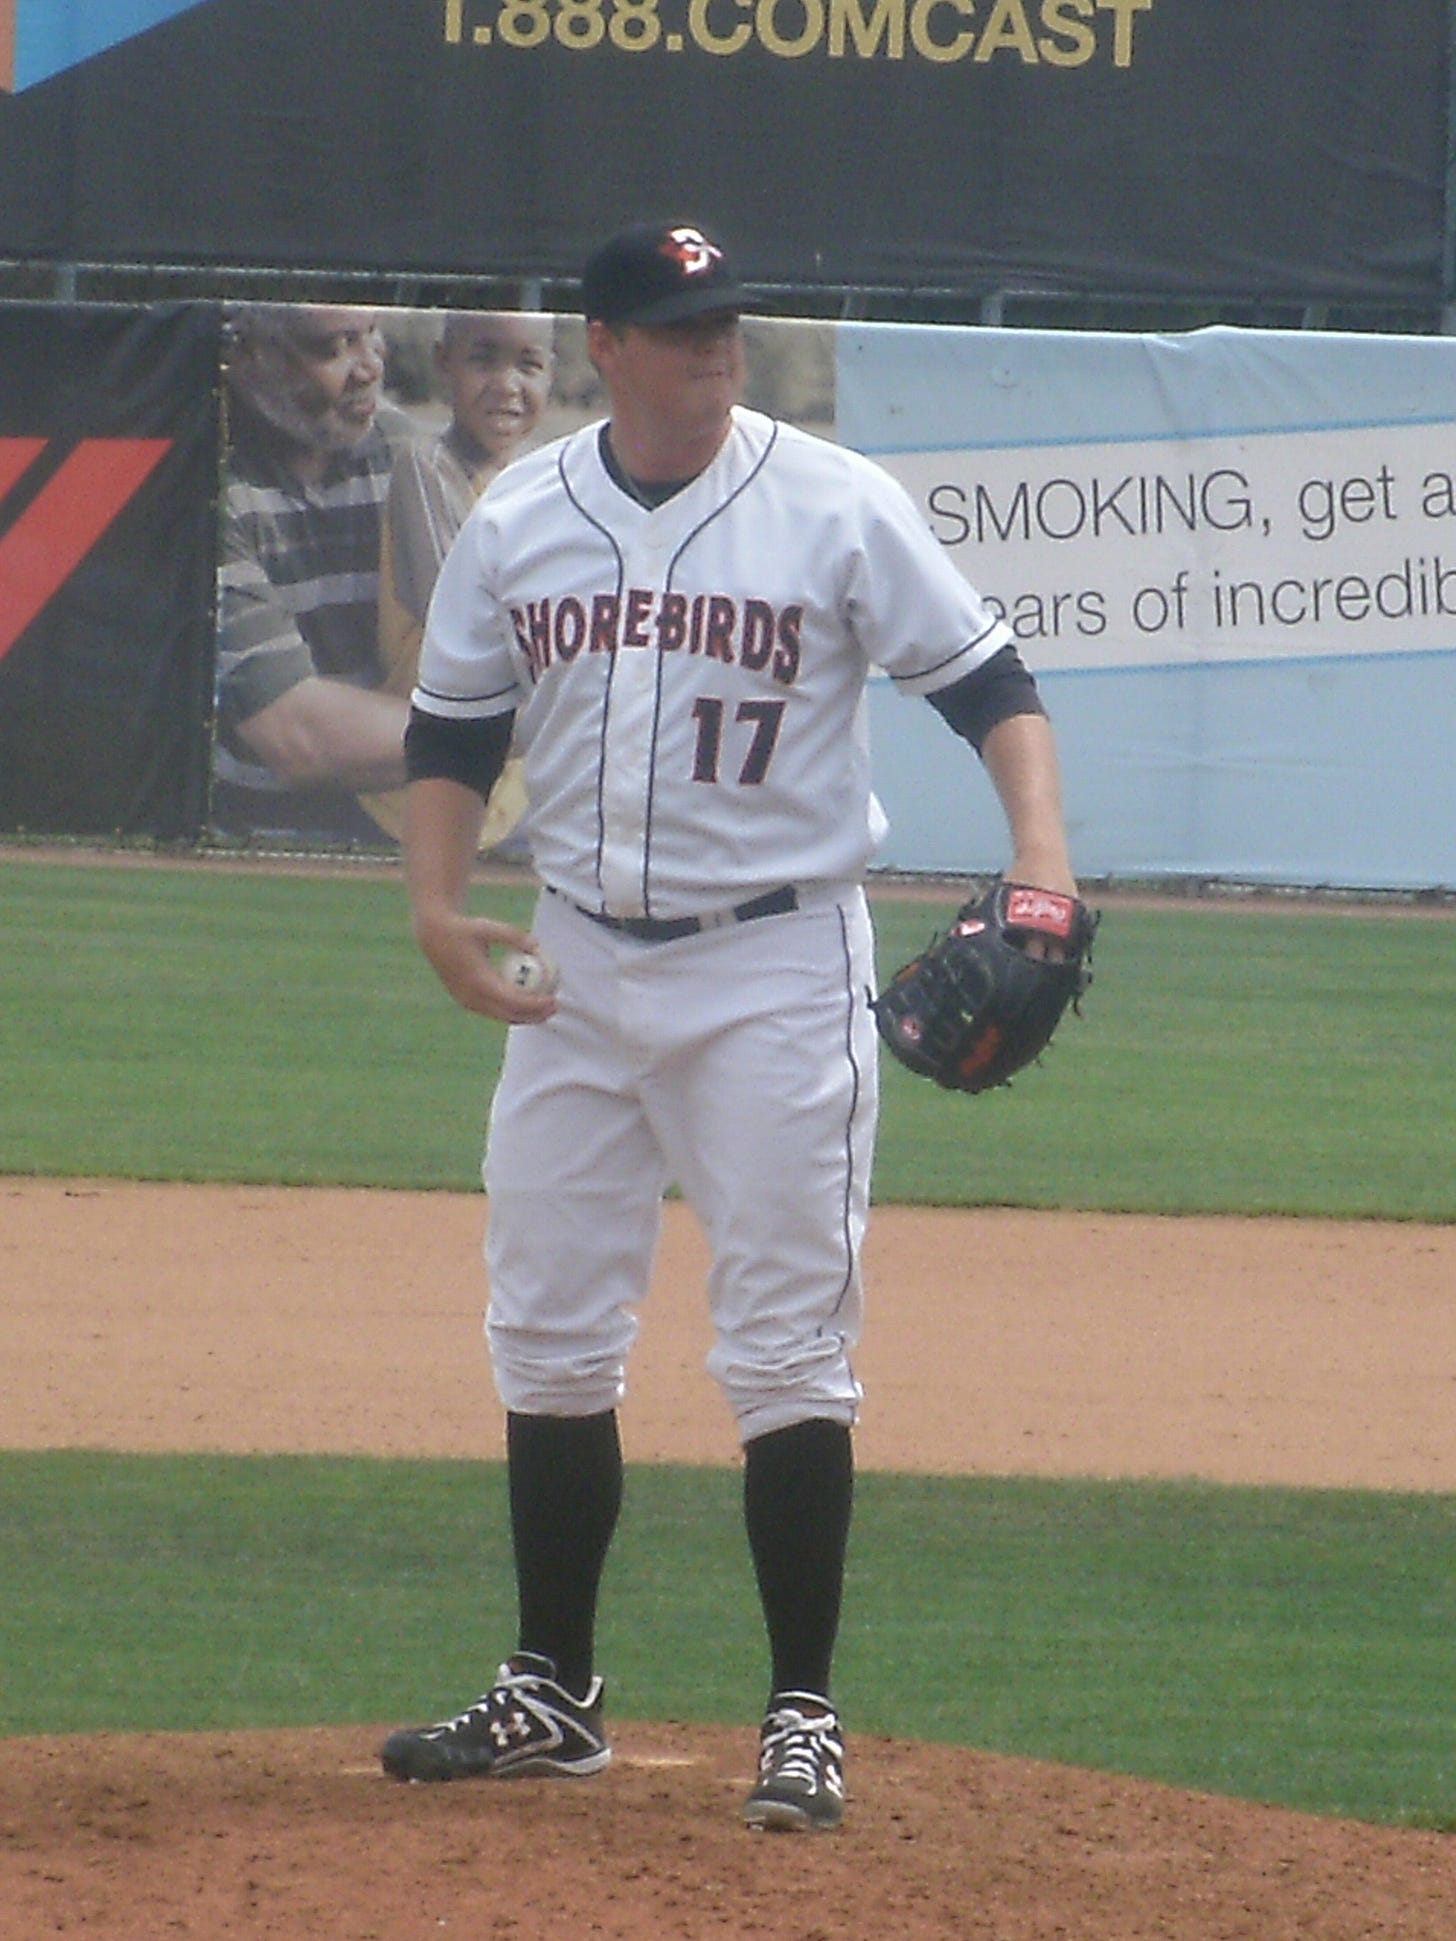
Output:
[0, 0, 1448, 304]
[0, 304, 221, 838]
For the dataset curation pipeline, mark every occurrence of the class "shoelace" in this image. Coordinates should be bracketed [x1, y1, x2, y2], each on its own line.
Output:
[434, 1663, 535, 1736]
[760, 1709, 841, 1786]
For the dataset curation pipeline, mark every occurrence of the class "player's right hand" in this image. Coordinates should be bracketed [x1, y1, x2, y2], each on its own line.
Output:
[413, 909, 559, 1024]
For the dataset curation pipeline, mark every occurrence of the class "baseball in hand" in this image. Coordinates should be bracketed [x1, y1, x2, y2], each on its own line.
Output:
[499, 947, 559, 997]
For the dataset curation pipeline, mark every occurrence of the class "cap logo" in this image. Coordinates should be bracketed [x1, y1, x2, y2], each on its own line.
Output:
[660, 226, 723, 280]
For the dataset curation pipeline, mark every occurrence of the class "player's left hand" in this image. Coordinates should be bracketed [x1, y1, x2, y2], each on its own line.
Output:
[871, 878, 1097, 1093]
[1003, 851, 1079, 960]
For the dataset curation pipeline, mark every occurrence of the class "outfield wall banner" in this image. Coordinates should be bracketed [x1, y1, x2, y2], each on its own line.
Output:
[0, 303, 221, 839]
[0, 0, 1448, 304]
[840, 324, 1456, 888]
[1, 297, 1451, 887]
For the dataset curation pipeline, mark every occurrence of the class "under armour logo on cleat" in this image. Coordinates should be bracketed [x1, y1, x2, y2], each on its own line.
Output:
[490, 1709, 533, 1748]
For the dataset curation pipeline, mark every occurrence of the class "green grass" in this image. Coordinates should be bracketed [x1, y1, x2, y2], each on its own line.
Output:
[4, 858, 1455, 1215]
[2, 1451, 1451, 1829]
[4, 856, 1455, 1831]
[0, 862, 500, 1187]
[870, 894, 1456, 1217]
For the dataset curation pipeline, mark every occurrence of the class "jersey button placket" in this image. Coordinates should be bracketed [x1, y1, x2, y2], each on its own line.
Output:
[598, 539, 666, 913]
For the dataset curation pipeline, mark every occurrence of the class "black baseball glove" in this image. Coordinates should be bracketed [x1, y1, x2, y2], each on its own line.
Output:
[872, 880, 1097, 1093]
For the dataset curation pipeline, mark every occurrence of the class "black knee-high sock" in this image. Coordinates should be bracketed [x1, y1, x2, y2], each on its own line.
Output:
[743, 1417, 854, 1704]
[507, 1410, 623, 1700]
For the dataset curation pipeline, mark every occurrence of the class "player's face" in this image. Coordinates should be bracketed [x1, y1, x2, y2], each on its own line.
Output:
[599, 311, 746, 441]
[241, 307, 386, 458]
[438, 315, 554, 462]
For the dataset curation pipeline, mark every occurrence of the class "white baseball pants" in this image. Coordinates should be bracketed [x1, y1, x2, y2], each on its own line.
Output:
[482, 885, 879, 1442]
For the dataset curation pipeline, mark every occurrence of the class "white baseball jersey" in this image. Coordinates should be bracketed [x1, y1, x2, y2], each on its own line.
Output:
[415, 404, 1011, 920]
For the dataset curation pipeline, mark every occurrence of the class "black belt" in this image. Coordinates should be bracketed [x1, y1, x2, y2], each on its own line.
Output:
[575, 884, 798, 943]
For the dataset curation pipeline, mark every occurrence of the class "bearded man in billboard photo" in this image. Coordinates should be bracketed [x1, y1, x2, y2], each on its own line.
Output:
[213, 304, 416, 846]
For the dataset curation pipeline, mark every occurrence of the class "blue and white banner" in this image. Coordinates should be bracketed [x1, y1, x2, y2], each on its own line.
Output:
[839, 325, 1456, 888]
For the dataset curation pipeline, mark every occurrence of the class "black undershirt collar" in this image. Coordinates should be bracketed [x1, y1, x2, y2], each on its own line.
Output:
[598, 424, 695, 508]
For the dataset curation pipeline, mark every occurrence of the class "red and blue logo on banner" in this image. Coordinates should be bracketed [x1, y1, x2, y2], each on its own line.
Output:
[0, 438, 171, 661]
[2, 0, 210, 93]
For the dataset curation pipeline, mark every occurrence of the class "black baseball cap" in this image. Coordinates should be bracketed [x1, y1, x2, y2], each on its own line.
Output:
[580, 221, 761, 326]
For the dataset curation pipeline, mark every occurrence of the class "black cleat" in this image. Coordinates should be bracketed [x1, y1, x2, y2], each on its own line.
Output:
[380, 1653, 610, 1783]
[743, 1694, 846, 1831]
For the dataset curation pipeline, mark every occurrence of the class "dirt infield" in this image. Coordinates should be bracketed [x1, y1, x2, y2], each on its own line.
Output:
[3, 1179, 1454, 1939]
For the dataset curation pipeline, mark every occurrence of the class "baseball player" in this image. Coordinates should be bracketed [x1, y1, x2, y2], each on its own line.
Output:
[380, 219, 1079, 1832]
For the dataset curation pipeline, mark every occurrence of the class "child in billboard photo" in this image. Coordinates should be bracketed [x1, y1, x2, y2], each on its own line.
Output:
[361, 311, 557, 848]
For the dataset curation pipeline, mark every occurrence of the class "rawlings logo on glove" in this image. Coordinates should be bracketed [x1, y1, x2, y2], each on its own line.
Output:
[872, 879, 1097, 1093]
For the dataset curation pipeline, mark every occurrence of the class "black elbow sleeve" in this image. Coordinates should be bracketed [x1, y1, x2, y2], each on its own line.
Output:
[403, 708, 514, 802]
[926, 645, 1046, 753]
